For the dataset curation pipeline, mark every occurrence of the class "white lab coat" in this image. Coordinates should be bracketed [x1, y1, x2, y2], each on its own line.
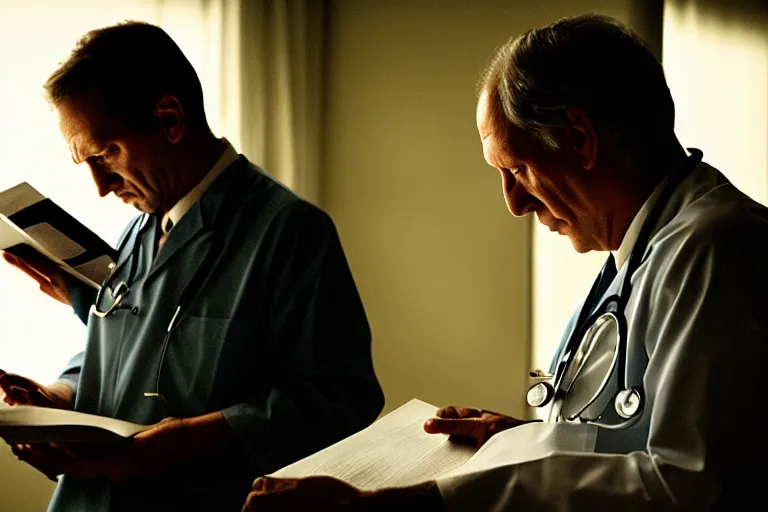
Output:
[437, 161, 768, 510]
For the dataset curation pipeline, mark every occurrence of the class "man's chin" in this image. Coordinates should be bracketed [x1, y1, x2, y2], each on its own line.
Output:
[118, 194, 152, 213]
[567, 234, 597, 254]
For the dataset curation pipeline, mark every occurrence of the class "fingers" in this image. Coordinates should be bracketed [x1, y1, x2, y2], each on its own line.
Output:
[0, 372, 40, 406]
[2, 386, 32, 406]
[0, 372, 30, 406]
[424, 417, 484, 439]
[251, 476, 299, 493]
[3, 249, 72, 306]
[0, 372, 35, 389]
[244, 477, 300, 512]
[12, 444, 61, 482]
[3, 252, 51, 285]
[244, 476, 359, 512]
[435, 406, 483, 419]
[3, 246, 61, 277]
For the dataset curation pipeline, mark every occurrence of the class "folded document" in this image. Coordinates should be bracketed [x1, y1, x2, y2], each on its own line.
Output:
[0, 182, 116, 289]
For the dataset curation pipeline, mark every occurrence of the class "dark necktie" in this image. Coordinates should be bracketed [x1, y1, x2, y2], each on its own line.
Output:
[158, 219, 173, 252]
[589, 253, 618, 315]
[550, 254, 619, 373]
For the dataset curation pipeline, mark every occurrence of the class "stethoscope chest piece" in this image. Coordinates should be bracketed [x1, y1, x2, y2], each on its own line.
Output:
[527, 380, 554, 408]
[615, 387, 643, 419]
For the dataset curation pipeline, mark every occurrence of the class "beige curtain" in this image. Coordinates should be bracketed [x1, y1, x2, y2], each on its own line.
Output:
[157, 0, 326, 204]
[663, 0, 768, 205]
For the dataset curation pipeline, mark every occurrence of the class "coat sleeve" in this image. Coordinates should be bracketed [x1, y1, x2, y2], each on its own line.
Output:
[221, 201, 385, 473]
[437, 215, 768, 511]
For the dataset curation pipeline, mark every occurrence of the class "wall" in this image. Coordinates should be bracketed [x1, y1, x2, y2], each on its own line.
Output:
[323, 0, 647, 416]
[663, 0, 768, 205]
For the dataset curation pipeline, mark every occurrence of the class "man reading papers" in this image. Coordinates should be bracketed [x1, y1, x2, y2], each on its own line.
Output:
[245, 14, 768, 511]
[0, 21, 383, 511]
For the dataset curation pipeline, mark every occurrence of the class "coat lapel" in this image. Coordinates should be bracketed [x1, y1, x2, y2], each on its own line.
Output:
[143, 158, 244, 285]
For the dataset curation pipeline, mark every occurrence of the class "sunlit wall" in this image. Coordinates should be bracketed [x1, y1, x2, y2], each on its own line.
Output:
[663, 0, 768, 205]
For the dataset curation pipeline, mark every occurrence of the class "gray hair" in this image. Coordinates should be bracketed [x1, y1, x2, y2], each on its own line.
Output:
[481, 14, 675, 153]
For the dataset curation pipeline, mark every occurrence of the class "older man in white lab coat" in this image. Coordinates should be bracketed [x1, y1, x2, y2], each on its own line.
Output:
[242, 13, 768, 511]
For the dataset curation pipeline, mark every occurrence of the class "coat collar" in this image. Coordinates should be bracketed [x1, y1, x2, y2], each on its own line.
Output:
[144, 156, 246, 283]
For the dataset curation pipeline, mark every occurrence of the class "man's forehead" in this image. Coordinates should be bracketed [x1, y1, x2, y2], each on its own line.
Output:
[476, 92, 494, 137]
[56, 95, 113, 159]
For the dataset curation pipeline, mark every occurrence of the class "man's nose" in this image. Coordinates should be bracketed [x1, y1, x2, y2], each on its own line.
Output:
[500, 169, 534, 217]
[89, 165, 119, 197]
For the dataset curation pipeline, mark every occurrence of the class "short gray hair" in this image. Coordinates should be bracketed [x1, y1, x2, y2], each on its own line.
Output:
[481, 14, 675, 153]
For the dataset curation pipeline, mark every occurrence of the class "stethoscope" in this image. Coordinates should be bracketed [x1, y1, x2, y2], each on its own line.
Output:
[91, 213, 151, 319]
[526, 149, 704, 428]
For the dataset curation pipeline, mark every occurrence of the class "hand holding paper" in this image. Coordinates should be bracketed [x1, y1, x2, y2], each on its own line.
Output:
[3, 245, 78, 307]
[423, 405, 537, 448]
[0, 369, 73, 409]
[0, 182, 116, 289]
[257, 399, 597, 511]
[11, 417, 179, 483]
[243, 476, 446, 512]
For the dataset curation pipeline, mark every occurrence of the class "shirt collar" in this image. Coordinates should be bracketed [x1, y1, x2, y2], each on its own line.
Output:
[612, 173, 670, 271]
[161, 139, 239, 234]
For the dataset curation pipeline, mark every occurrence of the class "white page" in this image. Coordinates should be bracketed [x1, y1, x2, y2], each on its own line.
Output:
[440, 421, 598, 480]
[0, 405, 151, 443]
[272, 399, 476, 490]
[0, 182, 44, 217]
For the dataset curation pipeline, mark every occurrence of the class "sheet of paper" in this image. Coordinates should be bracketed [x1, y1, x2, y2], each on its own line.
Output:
[272, 399, 477, 490]
[440, 421, 598, 480]
[0, 405, 151, 443]
[0, 182, 45, 217]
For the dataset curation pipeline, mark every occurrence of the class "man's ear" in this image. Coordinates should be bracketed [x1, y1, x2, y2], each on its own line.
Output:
[154, 95, 185, 144]
[563, 108, 598, 170]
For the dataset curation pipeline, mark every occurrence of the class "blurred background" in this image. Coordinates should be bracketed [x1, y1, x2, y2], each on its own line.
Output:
[0, 0, 765, 509]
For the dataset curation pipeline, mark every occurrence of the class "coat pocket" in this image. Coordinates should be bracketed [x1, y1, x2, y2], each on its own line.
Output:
[161, 315, 252, 415]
